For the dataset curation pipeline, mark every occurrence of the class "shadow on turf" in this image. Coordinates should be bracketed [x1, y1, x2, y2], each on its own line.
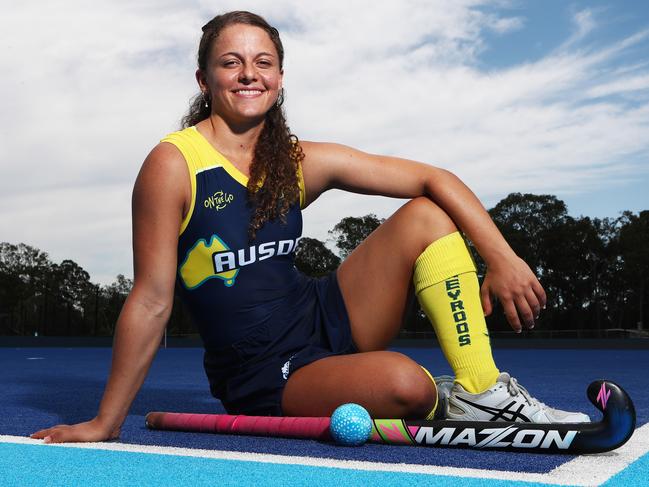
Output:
[11, 374, 226, 425]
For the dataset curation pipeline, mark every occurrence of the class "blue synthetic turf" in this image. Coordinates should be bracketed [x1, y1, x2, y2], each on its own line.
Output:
[2, 346, 647, 474]
[0, 442, 557, 487]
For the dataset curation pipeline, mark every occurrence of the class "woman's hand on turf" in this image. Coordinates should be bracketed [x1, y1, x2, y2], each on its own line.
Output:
[29, 417, 120, 444]
[480, 255, 547, 333]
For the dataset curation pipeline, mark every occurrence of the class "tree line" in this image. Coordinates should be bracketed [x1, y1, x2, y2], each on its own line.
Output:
[1, 193, 647, 338]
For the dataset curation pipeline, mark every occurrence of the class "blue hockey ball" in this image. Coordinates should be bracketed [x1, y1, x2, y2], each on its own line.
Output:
[330, 403, 372, 446]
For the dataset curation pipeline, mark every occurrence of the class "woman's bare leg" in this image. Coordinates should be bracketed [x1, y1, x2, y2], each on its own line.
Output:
[282, 351, 436, 418]
[337, 196, 456, 351]
[282, 197, 456, 417]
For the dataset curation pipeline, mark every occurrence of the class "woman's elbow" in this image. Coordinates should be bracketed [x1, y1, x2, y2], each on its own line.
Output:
[425, 167, 462, 195]
[126, 285, 174, 322]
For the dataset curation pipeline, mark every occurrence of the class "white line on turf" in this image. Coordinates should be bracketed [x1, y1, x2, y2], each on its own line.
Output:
[546, 422, 649, 485]
[2, 423, 647, 486]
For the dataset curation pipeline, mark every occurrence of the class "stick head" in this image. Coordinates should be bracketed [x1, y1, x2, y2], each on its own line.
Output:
[585, 380, 636, 450]
[587, 380, 635, 415]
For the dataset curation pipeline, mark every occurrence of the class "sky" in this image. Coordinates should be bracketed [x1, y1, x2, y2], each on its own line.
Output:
[1, 0, 648, 285]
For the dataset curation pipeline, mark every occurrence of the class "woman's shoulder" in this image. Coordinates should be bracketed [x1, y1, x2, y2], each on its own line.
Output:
[133, 142, 190, 221]
[137, 143, 189, 193]
[136, 136, 191, 195]
[143, 127, 200, 175]
[146, 141, 187, 167]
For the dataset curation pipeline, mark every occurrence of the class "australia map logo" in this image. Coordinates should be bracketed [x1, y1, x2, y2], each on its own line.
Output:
[179, 234, 301, 289]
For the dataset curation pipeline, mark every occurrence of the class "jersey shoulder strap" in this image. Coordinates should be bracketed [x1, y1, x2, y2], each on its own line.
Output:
[160, 126, 216, 175]
[160, 127, 306, 224]
[160, 127, 219, 235]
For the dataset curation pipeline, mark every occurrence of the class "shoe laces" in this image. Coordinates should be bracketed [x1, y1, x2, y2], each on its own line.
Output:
[507, 377, 542, 408]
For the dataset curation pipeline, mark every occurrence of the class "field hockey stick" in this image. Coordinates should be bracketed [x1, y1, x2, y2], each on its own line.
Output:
[145, 379, 635, 453]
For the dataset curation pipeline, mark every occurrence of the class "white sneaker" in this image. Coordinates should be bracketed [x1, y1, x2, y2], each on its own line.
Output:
[446, 372, 591, 423]
[430, 375, 454, 420]
[433, 375, 454, 401]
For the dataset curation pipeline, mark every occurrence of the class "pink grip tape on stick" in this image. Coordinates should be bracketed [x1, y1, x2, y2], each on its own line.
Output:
[145, 411, 332, 441]
[145, 380, 637, 454]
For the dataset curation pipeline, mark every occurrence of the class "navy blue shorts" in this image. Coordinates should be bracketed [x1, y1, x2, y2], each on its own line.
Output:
[203, 270, 357, 416]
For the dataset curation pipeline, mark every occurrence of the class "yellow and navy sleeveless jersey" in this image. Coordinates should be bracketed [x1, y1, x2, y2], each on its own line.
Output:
[161, 127, 307, 350]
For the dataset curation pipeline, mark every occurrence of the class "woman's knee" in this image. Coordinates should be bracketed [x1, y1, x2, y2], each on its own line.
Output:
[385, 354, 438, 418]
[399, 197, 457, 244]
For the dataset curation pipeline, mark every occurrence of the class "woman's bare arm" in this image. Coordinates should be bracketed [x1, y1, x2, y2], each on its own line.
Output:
[30, 143, 190, 443]
[300, 141, 546, 332]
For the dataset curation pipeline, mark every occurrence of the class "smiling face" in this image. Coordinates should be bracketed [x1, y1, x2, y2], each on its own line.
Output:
[197, 23, 284, 126]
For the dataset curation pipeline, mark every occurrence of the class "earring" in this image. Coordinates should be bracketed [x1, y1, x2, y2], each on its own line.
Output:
[202, 92, 210, 108]
[276, 88, 285, 107]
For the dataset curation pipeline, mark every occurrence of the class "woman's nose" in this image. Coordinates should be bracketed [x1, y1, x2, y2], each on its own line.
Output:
[239, 63, 257, 83]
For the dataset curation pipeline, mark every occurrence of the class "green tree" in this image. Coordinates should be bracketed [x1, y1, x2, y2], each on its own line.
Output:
[0, 242, 52, 335]
[487, 194, 570, 331]
[618, 211, 649, 330]
[0, 242, 51, 289]
[328, 214, 384, 258]
[541, 216, 605, 330]
[294, 237, 341, 277]
[105, 274, 133, 296]
[485, 194, 620, 333]
[101, 274, 133, 335]
[52, 260, 92, 307]
[489, 193, 569, 276]
[48, 259, 93, 335]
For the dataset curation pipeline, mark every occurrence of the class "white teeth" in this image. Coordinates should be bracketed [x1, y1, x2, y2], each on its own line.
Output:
[236, 90, 262, 95]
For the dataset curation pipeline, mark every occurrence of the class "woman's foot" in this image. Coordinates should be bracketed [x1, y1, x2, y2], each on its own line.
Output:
[446, 372, 591, 423]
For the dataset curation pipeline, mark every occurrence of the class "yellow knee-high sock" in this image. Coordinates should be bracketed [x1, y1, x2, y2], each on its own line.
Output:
[413, 232, 499, 393]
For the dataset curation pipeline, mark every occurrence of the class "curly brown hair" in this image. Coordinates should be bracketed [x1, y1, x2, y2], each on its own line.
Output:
[181, 11, 304, 241]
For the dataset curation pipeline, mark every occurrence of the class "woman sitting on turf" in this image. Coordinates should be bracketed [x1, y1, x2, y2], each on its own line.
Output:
[31, 10, 589, 444]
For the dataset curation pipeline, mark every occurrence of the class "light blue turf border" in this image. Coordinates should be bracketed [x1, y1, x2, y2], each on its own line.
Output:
[0, 443, 556, 487]
[602, 452, 649, 486]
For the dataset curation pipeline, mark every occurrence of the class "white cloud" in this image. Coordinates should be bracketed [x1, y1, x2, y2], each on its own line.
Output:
[586, 74, 649, 98]
[1, 0, 648, 282]
[567, 8, 597, 46]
